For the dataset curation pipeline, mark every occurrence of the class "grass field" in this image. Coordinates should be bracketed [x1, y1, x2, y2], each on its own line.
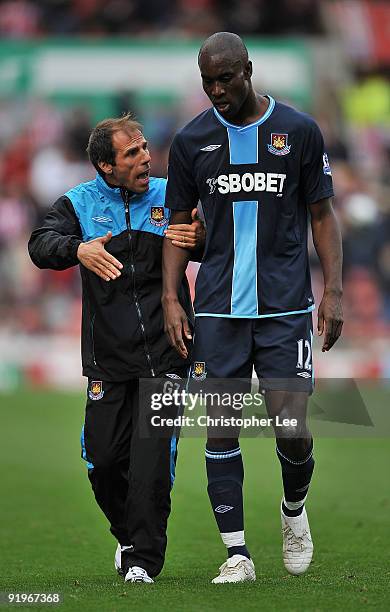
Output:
[1, 390, 389, 611]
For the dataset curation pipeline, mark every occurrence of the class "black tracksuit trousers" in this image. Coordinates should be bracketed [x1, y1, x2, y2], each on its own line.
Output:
[82, 373, 185, 578]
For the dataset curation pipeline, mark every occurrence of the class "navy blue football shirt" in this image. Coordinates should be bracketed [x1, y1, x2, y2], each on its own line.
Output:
[165, 96, 334, 318]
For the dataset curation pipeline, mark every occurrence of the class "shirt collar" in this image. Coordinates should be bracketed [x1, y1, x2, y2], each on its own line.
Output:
[213, 95, 276, 131]
[95, 172, 124, 201]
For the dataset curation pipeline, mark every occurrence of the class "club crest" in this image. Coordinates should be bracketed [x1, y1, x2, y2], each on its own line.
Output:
[267, 133, 291, 156]
[192, 361, 207, 381]
[150, 206, 168, 227]
[88, 380, 104, 401]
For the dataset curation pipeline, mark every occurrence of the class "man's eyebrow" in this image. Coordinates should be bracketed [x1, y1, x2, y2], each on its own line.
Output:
[201, 69, 235, 79]
[124, 138, 147, 152]
[124, 143, 140, 154]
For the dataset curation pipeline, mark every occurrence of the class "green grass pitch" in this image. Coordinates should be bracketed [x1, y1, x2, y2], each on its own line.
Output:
[0, 390, 389, 611]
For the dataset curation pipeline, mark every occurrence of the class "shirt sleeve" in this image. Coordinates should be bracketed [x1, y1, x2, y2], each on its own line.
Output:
[301, 118, 334, 205]
[28, 195, 82, 270]
[165, 132, 199, 211]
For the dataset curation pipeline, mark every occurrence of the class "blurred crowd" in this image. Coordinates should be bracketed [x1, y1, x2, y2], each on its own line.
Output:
[1, 69, 389, 340]
[0, 0, 327, 37]
[0, 0, 389, 386]
[309, 61, 390, 343]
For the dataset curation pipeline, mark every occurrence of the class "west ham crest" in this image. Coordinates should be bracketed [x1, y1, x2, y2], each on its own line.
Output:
[267, 133, 291, 156]
[150, 206, 168, 227]
[192, 361, 207, 381]
[88, 380, 104, 401]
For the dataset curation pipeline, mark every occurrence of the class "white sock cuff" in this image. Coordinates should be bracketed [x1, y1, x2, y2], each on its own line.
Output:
[205, 447, 241, 460]
[277, 446, 313, 465]
[221, 530, 245, 547]
[283, 495, 307, 511]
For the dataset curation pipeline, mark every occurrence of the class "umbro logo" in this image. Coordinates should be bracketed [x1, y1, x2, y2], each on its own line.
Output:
[200, 144, 221, 152]
[92, 216, 113, 223]
[296, 484, 310, 493]
[214, 505, 234, 513]
[297, 372, 311, 378]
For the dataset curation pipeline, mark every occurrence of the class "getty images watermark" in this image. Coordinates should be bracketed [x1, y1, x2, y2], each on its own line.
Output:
[149, 389, 297, 430]
[138, 377, 390, 438]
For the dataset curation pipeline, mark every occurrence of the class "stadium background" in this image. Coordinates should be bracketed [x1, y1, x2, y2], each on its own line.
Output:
[0, 1, 389, 610]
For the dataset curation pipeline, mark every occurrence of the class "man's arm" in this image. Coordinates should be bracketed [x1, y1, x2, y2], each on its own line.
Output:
[164, 208, 205, 259]
[310, 197, 343, 352]
[28, 196, 83, 270]
[28, 196, 123, 281]
[162, 210, 193, 359]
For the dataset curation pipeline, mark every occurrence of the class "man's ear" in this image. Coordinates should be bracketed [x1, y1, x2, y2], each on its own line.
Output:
[98, 161, 113, 175]
[245, 60, 253, 79]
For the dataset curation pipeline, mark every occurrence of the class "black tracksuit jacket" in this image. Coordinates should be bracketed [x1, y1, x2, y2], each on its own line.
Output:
[28, 175, 194, 381]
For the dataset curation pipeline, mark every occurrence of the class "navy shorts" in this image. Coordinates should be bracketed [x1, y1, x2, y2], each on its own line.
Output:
[191, 313, 314, 393]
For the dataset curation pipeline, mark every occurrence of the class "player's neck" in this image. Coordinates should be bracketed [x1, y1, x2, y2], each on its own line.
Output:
[233, 93, 269, 127]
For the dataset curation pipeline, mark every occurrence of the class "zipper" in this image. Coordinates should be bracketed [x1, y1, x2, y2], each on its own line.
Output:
[122, 188, 156, 377]
[90, 314, 97, 366]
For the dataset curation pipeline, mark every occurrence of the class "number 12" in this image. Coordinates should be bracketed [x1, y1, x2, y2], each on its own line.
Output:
[296, 338, 312, 370]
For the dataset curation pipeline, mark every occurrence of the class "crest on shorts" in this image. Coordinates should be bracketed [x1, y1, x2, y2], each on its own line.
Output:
[150, 206, 168, 227]
[192, 361, 207, 381]
[267, 133, 291, 156]
[88, 380, 104, 401]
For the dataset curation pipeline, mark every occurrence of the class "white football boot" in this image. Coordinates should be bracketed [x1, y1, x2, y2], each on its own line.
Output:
[212, 554, 256, 584]
[125, 566, 154, 584]
[281, 503, 313, 575]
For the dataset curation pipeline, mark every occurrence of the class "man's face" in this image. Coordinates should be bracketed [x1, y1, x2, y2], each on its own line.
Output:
[108, 129, 151, 193]
[199, 53, 251, 121]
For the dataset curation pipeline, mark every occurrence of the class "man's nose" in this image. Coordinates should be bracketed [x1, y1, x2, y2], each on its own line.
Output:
[143, 148, 151, 164]
[211, 82, 225, 98]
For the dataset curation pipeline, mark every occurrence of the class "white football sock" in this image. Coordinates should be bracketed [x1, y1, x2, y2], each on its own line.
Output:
[283, 494, 307, 511]
[221, 530, 245, 548]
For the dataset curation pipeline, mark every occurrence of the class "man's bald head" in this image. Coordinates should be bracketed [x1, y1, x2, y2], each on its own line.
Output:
[197, 32, 257, 123]
[198, 32, 249, 67]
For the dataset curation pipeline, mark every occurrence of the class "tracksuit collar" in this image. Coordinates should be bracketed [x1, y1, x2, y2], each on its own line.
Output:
[95, 172, 136, 203]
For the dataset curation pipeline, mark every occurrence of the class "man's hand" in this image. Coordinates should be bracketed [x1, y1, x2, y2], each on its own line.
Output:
[164, 208, 205, 250]
[77, 231, 123, 281]
[317, 289, 343, 352]
[162, 296, 192, 359]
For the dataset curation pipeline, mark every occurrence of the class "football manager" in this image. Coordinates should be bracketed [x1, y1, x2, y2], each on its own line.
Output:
[28, 114, 204, 584]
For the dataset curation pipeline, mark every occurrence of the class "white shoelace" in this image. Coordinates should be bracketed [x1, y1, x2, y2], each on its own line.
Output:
[126, 566, 150, 581]
[219, 560, 250, 576]
[283, 526, 309, 552]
